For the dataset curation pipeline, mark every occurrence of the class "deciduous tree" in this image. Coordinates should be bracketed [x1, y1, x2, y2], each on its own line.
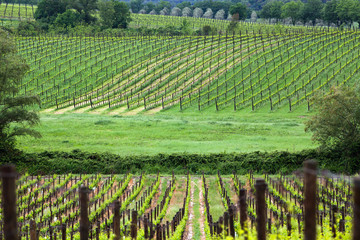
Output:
[305, 87, 360, 154]
[0, 30, 41, 156]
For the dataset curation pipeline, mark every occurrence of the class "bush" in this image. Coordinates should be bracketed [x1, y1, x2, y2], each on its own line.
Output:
[2, 149, 358, 175]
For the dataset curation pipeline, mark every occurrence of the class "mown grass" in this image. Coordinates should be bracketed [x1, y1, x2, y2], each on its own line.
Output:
[17, 103, 315, 155]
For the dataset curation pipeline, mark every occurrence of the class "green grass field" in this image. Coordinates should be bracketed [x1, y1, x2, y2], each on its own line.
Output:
[17, 105, 315, 155]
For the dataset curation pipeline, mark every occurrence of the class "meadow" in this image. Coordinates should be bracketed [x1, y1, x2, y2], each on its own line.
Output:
[17, 107, 314, 155]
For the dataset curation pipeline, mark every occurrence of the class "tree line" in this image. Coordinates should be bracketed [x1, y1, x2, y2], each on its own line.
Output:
[260, 0, 360, 27]
[32, 0, 131, 31]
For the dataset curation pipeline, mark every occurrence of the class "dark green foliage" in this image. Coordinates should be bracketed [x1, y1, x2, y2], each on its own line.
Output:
[54, 9, 82, 28]
[260, 1, 283, 20]
[130, 0, 144, 13]
[323, 0, 339, 26]
[306, 86, 360, 160]
[154, 0, 171, 13]
[202, 25, 212, 35]
[229, 3, 248, 20]
[281, 1, 304, 25]
[34, 0, 67, 24]
[70, 0, 98, 24]
[301, 0, 323, 25]
[0, 30, 40, 157]
[176, 1, 191, 10]
[4, 149, 359, 175]
[98, 0, 131, 29]
[113, 1, 131, 28]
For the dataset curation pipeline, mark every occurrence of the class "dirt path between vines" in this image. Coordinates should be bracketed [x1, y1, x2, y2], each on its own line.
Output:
[198, 179, 206, 240]
[182, 179, 195, 240]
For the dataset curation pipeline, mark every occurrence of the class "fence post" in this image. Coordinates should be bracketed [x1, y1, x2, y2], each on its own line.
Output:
[131, 210, 138, 239]
[304, 160, 317, 240]
[113, 200, 121, 240]
[61, 224, 66, 240]
[80, 186, 89, 240]
[353, 177, 360, 240]
[255, 179, 267, 240]
[239, 189, 248, 230]
[1, 165, 18, 240]
[29, 220, 36, 240]
[229, 205, 235, 238]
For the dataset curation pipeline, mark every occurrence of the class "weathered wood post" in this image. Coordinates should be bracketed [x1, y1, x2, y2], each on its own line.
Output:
[80, 186, 89, 240]
[113, 200, 121, 240]
[255, 179, 267, 240]
[131, 210, 138, 239]
[304, 160, 317, 240]
[229, 205, 235, 238]
[61, 224, 66, 240]
[1, 165, 18, 240]
[29, 220, 36, 240]
[239, 189, 248, 230]
[353, 177, 360, 240]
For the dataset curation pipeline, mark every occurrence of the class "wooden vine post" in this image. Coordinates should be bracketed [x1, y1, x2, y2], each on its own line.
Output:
[80, 186, 89, 240]
[304, 160, 317, 240]
[1, 165, 18, 240]
[113, 200, 121, 240]
[353, 177, 360, 240]
[239, 189, 248, 230]
[131, 210, 138, 239]
[255, 179, 267, 240]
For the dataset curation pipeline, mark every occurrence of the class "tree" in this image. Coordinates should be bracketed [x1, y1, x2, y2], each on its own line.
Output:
[323, 0, 339, 26]
[203, 8, 213, 18]
[176, 1, 191, 10]
[193, 7, 203, 18]
[352, 2, 360, 26]
[129, 0, 144, 13]
[170, 7, 181, 16]
[144, 2, 155, 13]
[54, 9, 81, 28]
[302, 0, 324, 25]
[229, 3, 248, 20]
[34, 0, 67, 24]
[215, 9, 225, 20]
[113, 1, 131, 28]
[305, 87, 360, 155]
[98, 0, 115, 28]
[281, 1, 304, 25]
[71, 0, 98, 24]
[182, 7, 192, 17]
[0, 30, 41, 156]
[99, 0, 131, 29]
[261, 1, 283, 21]
[154, 1, 171, 13]
[336, 0, 356, 25]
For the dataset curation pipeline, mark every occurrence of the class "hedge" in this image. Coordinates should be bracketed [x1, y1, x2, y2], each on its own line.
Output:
[2, 148, 359, 174]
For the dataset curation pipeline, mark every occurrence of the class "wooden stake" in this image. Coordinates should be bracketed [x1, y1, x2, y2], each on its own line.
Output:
[255, 179, 267, 240]
[1, 165, 18, 240]
[113, 201, 121, 240]
[80, 186, 89, 240]
[353, 177, 360, 240]
[304, 160, 317, 240]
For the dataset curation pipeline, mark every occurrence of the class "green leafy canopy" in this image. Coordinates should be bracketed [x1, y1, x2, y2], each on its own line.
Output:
[0, 30, 41, 155]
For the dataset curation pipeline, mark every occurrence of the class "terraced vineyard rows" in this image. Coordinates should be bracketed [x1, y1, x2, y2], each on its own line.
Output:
[15, 28, 360, 114]
[0, 162, 357, 239]
[129, 14, 309, 33]
[0, 2, 36, 20]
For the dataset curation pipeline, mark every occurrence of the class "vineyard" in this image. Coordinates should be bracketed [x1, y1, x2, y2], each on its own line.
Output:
[13, 27, 360, 115]
[0, 2, 36, 20]
[0, 161, 357, 239]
